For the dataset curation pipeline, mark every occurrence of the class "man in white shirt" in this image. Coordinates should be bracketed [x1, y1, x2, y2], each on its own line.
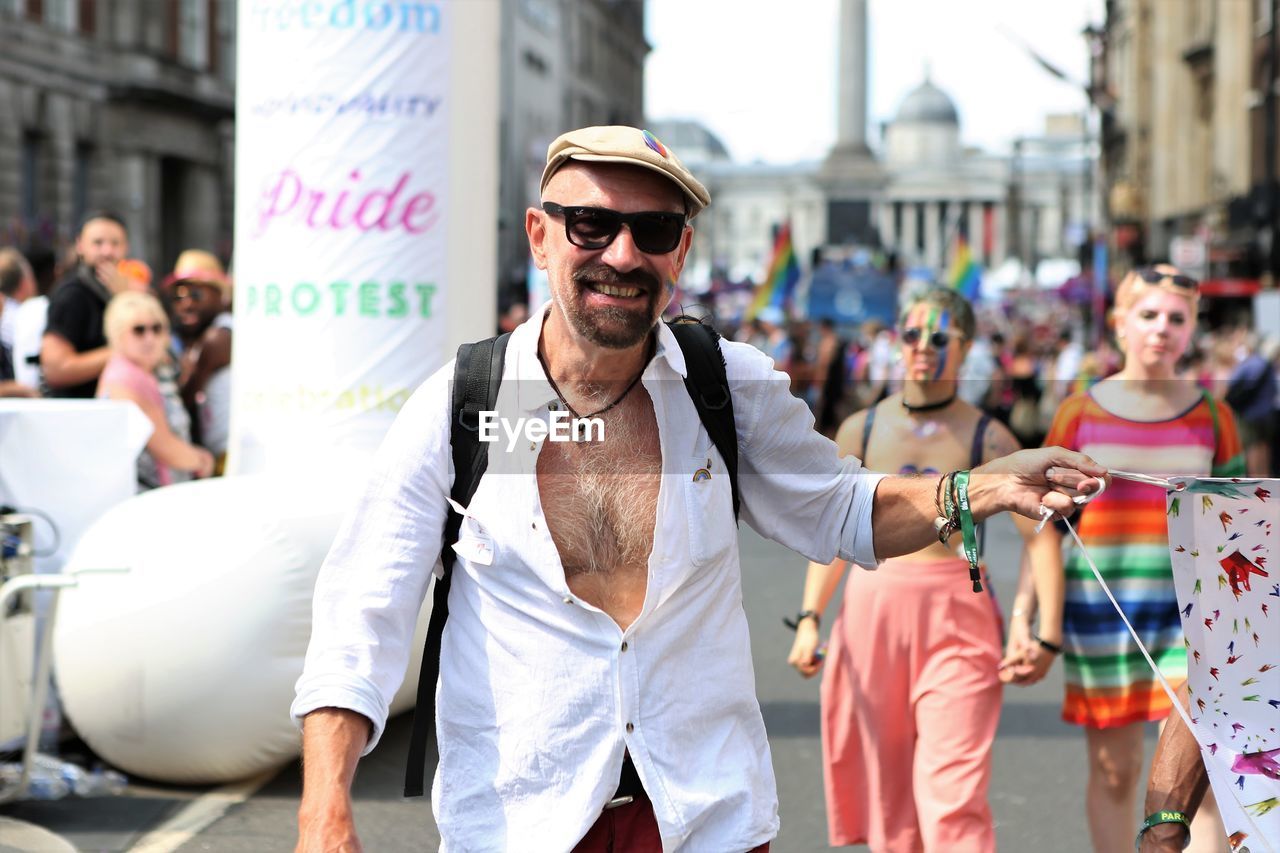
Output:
[293, 126, 1107, 852]
[0, 247, 36, 352]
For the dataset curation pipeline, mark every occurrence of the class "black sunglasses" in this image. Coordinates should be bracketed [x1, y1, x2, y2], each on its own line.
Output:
[542, 202, 686, 255]
[1137, 267, 1198, 290]
[901, 326, 960, 350]
[130, 322, 164, 337]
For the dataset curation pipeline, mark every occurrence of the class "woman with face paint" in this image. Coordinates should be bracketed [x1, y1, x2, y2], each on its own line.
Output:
[1019, 265, 1244, 852]
[787, 288, 1060, 851]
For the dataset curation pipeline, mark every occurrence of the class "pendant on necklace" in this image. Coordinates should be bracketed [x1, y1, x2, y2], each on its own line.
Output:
[909, 418, 939, 439]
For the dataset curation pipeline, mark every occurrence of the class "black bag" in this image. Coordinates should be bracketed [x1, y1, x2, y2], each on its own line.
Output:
[403, 319, 740, 796]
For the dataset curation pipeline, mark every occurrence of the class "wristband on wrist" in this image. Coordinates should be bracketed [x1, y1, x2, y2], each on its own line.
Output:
[1135, 810, 1190, 851]
[1032, 632, 1063, 655]
[783, 610, 820, 631]
[954, 470, 983, 593]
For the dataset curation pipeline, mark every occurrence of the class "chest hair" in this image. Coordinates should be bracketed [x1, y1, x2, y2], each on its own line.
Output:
[536, 389, 662, 579]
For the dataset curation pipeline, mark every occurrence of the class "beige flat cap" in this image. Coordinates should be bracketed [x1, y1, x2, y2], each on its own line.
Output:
[541, 126, 711, 218]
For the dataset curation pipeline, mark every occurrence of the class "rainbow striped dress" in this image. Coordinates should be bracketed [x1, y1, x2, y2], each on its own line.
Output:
[1044, 390, 1245, 728]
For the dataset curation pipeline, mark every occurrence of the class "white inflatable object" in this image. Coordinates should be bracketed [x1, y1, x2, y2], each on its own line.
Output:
[52, 475, 430, 784]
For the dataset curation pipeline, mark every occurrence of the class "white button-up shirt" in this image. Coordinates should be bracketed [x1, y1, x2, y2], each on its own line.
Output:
[292, 313, 884, 852]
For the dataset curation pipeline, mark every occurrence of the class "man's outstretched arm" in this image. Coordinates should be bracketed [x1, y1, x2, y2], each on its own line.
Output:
[1140, 686, 1207, 853]
[871, 446, 1108, 560]
[296, 708, 373, 853]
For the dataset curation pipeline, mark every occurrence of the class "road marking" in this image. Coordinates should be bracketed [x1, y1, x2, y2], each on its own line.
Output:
[0, 816, 78, 852]
[126, 769, 277, 853]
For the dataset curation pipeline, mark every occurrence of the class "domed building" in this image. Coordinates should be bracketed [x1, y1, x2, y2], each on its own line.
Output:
[884, 77, 961, 167]
[877, 75, 1011, 273]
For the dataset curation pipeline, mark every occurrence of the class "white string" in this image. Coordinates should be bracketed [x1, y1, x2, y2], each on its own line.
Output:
[1053, 496, 1276, 850]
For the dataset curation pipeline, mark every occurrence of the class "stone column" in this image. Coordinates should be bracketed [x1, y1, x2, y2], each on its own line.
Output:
[970, 202, 985, 265]
[835, 0, 869, 153]
[878, 199, 896, 250]
[992, 204, 1007, 266]
[924, 200, 941, 271]
[900, 202, 918, 266]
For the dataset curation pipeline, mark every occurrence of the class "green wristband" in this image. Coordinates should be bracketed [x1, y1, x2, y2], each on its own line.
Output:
[954, 470, 982, 593]
[1135, 810, 1190, 851]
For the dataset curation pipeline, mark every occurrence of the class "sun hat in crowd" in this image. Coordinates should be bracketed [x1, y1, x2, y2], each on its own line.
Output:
[162, 249, 230, 295]
[541, 126, 711, 218]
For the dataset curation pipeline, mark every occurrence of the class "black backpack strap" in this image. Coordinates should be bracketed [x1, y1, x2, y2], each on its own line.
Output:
[667, 320, 740, 520]
[861, 404, 877, 459]
[970, 412, 992, 469]
[403, 333, 509, 797]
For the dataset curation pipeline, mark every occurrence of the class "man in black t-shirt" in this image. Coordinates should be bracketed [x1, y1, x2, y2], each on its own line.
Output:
[41, 211, 134, 398]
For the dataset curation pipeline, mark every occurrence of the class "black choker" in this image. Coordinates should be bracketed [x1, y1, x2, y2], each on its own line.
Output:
[902, 394, 956, 414]
[537, 340, 651, 420]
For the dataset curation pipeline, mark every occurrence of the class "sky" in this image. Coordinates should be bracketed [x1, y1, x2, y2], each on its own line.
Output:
[645, 0, 1105, 164]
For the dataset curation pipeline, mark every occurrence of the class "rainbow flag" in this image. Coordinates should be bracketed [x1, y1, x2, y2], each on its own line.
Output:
[748, 222, 801, 320]
[947, 233, 981, 300]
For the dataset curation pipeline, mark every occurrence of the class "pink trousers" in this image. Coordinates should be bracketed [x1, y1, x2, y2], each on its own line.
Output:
[820, 556, 1003, 852]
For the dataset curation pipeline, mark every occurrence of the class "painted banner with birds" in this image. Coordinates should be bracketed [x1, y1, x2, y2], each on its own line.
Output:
[1167, 477, 1279, 847]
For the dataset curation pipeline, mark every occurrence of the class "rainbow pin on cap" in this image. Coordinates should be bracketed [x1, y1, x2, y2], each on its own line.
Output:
[541, 126, 711, 218]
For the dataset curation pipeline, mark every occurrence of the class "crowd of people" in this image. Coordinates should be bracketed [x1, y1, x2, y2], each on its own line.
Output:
[734, 290, 1280, 481]
[0, 212, 234, 487]
[3, 125, 1278, 852]
[772, 267, 1263, 851]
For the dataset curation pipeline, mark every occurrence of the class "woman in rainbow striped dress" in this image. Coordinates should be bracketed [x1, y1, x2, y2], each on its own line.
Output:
[1024, 265, 1244, 851]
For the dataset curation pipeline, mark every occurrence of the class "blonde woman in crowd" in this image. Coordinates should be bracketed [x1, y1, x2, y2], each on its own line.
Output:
[98, 291, 214, 489]
[1017, 265, 1243, 852]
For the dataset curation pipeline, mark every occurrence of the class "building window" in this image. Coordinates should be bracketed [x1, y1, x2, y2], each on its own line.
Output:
[21, 131, 44, 228]
[73, 143, 93, 228]
[44, 0, 73, 30]
[215, 0, 236, 82]
[523, 49, 548, 76]
[178, 0, 209, 68]
[77, 0, 93, 33]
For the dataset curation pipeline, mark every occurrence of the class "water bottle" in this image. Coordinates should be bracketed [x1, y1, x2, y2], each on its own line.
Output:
[74, 766, 128, 797]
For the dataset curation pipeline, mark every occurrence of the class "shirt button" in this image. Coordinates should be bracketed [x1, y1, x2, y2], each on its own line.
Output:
[563, 596, 573, 605]
[549, 402, 558, 411]
[529, 442, 536, 451]
[625, 722, 634, 733]
[532, 522, 537, 529]
[621, 641, 629, 652]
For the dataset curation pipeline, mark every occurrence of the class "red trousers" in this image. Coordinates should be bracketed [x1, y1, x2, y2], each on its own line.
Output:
[571, 789, 772, 853]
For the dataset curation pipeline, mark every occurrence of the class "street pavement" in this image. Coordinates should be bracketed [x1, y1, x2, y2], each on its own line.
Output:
[1, 515, 1156, 851]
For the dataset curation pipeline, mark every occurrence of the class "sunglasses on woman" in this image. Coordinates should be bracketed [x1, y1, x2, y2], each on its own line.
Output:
[1137, 267, 1198, 290]
[901, 326, 960, 349]
[542, 202, 686, 255]
[130, 322, 165, 337]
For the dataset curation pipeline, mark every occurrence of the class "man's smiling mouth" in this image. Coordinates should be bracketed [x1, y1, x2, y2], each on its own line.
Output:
[586, 282, 644, 298]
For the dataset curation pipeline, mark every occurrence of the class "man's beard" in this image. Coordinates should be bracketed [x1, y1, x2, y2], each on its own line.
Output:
[560, 263, 668, 349]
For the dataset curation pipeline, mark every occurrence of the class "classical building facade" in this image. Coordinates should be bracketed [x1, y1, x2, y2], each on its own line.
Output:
[0, 0, 236, 270]
[662, 78, 1090, 291]
[1097, 0, 1277, 287]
